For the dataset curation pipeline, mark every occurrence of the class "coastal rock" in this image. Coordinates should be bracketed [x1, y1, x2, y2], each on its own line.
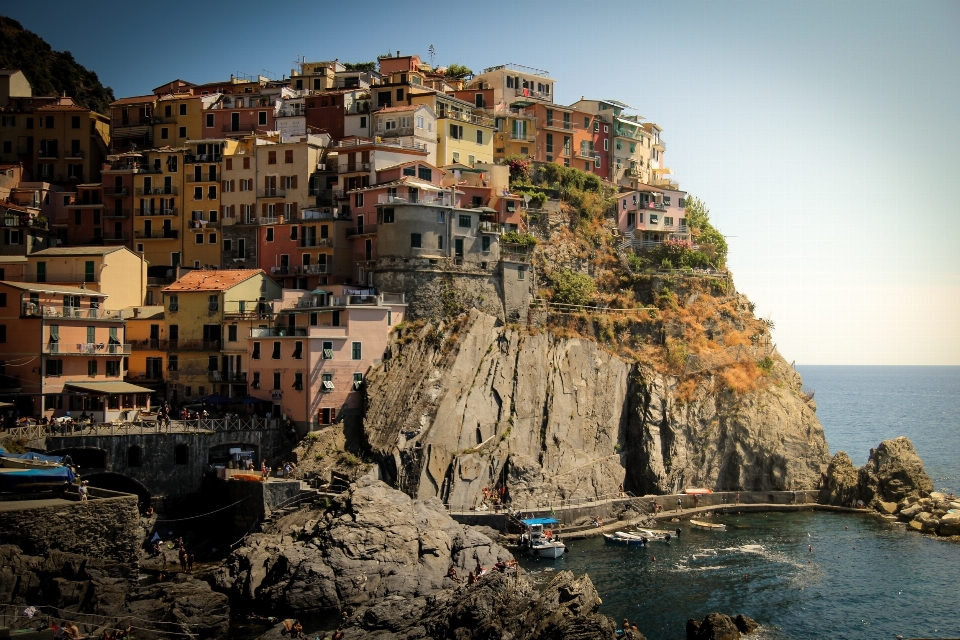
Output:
[340, 570, 617, 640]
[899, 503, 924, 521]
[878, 501, 899, 515]
[364, 310, 829, 506]
[687, 613, 742, 639]
[908, 520, 924, 532]
[938, 522, 960, 536]
[818, 452, 859, 507]
[857, 437, 933, 508]
[734, 614, 760, 633]
[217, 477, 512, 614]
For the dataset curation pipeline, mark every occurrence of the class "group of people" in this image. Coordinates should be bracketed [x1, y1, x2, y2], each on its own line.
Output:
[150, 535, 195, 578]
[475, 485, 509, 511]
[98, 627, 132, 640]
[618, 617, 644, 638]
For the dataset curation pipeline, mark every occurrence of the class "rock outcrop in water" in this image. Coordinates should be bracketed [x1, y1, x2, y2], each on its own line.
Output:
[215, 476, 512, 615]
[363, 310, 829, 507]
[686, 613, 760, 639]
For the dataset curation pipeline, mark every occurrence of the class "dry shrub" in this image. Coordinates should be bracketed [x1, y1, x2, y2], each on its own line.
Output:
[721, 361, 761, 394]
[676, 377, 700, 403]
[723, 330, 751, 347]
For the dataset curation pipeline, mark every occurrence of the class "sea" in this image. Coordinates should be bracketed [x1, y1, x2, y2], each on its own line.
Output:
[518, 366, 960, 640]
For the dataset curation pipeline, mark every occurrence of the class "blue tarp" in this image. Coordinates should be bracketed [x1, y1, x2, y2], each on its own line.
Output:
[0, 448, 64, 463]
[0, 467, 76, 492]
[520, 518, 559, 526]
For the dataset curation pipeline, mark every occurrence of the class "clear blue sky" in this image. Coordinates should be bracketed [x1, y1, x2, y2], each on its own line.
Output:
[6, 0, 959, 364]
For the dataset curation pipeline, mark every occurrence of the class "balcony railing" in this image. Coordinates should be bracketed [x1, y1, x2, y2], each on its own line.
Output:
[209, 371, 247, 382]
[186, 173, 219, 183]
[134, 229, 179, 239]
[257, 188, 287, 198]
[127, 372, 164, 382]
[43, 342, 132, 355]
[636, 201, 666, 211]
[299, 237, 333, 248]
[376, 194, 456, 206]
[136, 207, 178, 216]
[22, 304, 123, 319]
[543, 119, 579, 131]
[221, 125, 260, 134]
[338, 163, 370, 174]
[116, 117, 153, 127]
[345, 224, 377, 237]
[66, 149, 86, 159]
[167, 339, 221, 351]
[135, 186, 179, 196]
[614, 127, 643, 141]
[509, 132, 537, 142]
[38, 149, 59, 159]
[440, 111, 495, 128]
[70, 234, 130, 244]
[103, 187, 129, 197]
[575, 149, 596, 159]
[104, 162, 162, 174]
[146, 276, 175, 286]
[184, 154, 222, 164]
[224, 249, 256, 261]
[250, 327, 308, 338]
[104, 209, 131, 218]
[514, 88, 551, 100]
[333, 138, 428, 152]
[270, 264, 329, 275]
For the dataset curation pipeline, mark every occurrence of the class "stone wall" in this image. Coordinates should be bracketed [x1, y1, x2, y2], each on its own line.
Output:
[47, 428, 292, 498]
[198, 477, 302, 540]
[0, 488, 140, 567]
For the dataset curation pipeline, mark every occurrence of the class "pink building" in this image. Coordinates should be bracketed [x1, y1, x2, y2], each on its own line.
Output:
[246, 286, 406, 429]
[616, 185, 690, 249]
[0, 281, 151, 421]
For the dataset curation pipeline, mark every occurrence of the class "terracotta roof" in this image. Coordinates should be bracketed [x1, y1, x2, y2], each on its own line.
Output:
[163, 269, 263, 292]
[0, 256, 28, 263]
[35, 103, 86, 112]
[374, 105, 422, 114]
[110, 95, 157, 106]
[0, 163, 22, 170]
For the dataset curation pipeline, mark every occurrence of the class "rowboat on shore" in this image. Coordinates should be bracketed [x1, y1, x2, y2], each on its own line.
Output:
[690, 519, 727, 532]
[603, 531, 648, 545]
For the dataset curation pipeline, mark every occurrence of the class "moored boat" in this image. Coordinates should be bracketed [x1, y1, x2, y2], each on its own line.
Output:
[519, 518, 566, 558]
[690, 519, 727, 532]
[603, 531, 648, 545]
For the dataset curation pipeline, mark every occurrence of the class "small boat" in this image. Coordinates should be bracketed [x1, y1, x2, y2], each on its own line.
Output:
[684, 487, 713, 495]
[690, 519, 727, 532]
[519, 518, 566, 558]
[635, 528, 676, 542]
[604, 531, 648, 546]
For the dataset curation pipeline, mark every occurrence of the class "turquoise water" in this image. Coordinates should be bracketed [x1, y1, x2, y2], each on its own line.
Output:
[517, 366, 960, 639]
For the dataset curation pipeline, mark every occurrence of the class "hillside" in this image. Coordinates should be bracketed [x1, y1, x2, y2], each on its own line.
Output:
[0, 15, 114, 114]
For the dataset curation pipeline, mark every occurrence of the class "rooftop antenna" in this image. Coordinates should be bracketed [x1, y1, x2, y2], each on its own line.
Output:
[428, 44, 436, 67]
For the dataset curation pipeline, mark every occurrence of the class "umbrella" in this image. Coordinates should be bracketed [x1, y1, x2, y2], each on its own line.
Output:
[236, 396, 264, 405]
[200, 394, 233, 404]
[0, 401, 15, 408]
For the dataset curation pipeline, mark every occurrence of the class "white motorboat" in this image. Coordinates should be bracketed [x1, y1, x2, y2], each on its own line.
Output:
[635, 528, 676, 542]
[519, 518, 566, 558]
[603, 531, 648, 546]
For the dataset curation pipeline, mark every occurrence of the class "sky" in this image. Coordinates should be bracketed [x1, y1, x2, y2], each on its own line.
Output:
[4, 0, 959, 364]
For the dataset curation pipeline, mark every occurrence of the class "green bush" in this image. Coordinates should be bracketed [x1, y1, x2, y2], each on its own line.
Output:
[501, 230, 538, 247]
[757, 356, 774, 373]
[550, 269, 596, 306]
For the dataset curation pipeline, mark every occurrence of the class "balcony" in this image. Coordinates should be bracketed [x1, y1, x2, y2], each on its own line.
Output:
[184, 154, 222, 164]
[376, 194, 456, 206]
[288, 292, 405, 310]
[67, 201, 104, 209]
[167, 339, 221, 351]
[509, 132, 536, 142]
[209, 371, 247, 383]
[250, 327, 308, 338]
[22, 304, 123, 319]
[186, 173, 219, 183]
[135, 229, 179, 239]
[135, 186, 179, 196]
[514, 88, 551, 101]
[478, 221, 502, 233]
[440, 111, 495, 128]
[146, 276, 175, 286]
[378, 126, 415, 138]
[338, 162, 370, 174]
[637, 201, 666, 212]
[345, 224, 377, 238]
[104, 209, 131, 218]
[614, 127, 643, 141]
[44, 342, 131, 355]
[224, 248, 256, 261]
[70, 233, 130, 244]
[270, 264, 329, 276]
[103, 187, 129, 197]
[575, 149, 596, 160]
[257, 188, 287, 198]
[116, 117, 153, 127]
[38, 149, 59, 159]
[136, 207, 178, 216]
[299, 237, 333, 248]
[654, 136, 666, 150]
[127, 372, 164, 383]
[221, 125, 260, 135]
[543, 120, 579, 132]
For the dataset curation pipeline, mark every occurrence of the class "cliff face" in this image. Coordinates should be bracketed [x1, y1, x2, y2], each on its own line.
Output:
[363, 310, 829, 507]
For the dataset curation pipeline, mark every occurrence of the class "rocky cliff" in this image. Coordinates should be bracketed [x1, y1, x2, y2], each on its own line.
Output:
[363, 309, 829, 508]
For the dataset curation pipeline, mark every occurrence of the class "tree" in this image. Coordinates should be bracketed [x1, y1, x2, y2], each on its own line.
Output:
[342, 61, 376, 72]
[445, 64, 474, 79]
[550, 270, 596, 306]
[684, 196, 728, 268]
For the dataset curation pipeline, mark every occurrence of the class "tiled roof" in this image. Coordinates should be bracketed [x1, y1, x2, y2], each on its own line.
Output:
[110, 95, 157, 106]
[163, 269, 263, 292]
[0, 281, 108, 296]
[0, 256, 28, 263]
[31, 246, 126, 257]
[35, 103, 86, 112]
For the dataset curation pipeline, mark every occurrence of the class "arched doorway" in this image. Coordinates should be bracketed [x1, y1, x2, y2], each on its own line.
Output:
[82, 472, 151, 508]
[46, 447, 107, 470]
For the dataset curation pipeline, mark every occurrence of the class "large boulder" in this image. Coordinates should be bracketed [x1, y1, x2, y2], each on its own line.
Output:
[338, 570, 617, 640]
[857, 437, 933, 507]
[687, 613, 742, 640]
[818, 452, 859, 506]
[217, 477, 512, 615]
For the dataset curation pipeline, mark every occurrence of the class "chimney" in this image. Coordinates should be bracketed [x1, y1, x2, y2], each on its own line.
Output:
[397, 50, 401, 57]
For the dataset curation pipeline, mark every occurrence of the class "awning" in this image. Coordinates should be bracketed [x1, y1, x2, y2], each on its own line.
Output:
[65, 381, 155, 394]
[520, 518, 559, 526]
[510, 100, 535, 108]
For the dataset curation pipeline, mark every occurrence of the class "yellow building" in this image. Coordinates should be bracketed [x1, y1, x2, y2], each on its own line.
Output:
[491, 106, 537, 161]
[152, 94, 209, 147]
[24, 245, 147, 310]
[123, 305, 166, 399]
[182, 139, 234, 268]
[410, 92, 494, 167]
[132, 148, 185, 268]
[161, 269, 280, 404]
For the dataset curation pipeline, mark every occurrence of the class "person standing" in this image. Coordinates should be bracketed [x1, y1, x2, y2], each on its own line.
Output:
[78, 480, 89, 501]
[676, 496, 682, 512]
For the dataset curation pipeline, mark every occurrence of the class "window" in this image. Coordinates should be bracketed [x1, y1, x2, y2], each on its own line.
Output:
[272, 341, 281, 359]
[353, 372, 364, 390]
[208, 185, 217, 199]
[546, 133, 553, 153]
[354, 192, 364, 207]
[161, 127, 169, 140]
[228, 325, 238, 342]
[458, 214, 471, 228]
[518, 266, 526, 280]
[266, 228, 274, 242]
[259, 111, 268, 125]
[273, 372, 281, 390]
[106, 361, 120, 377]
[482, 236, 491, 252]
[0, 325, 5, 342]
[380, 208, 395, 223]
[252, 342, 261, 359]
[45, 359, 62, 376]
[175, 444, 188, 465]
[293, 372, 303, 390]
[179, 103, 187, 116]
[449, 124, 463, 139]
[292, 340, 303, 360]
[71, 115, 80, 129]
[285, 149, 293, 163]
[179, 126, 187, 138]
[475, 130, 483, 144]
[208, 295, 219, 311]
[0, 293, 5, 307]
[168, 355, 178, 371]
[243, 157, 250, 169]
[88, 360, 98, 377]
[410, 233, 421, 248]
[416, 115, 424, 129]
[193, 186, 203, 200]
[595, 155, 601, 168]
[206, 113, 214, 127]
[208, 355, 218, 371]
[351, 341, 362, 360]
[195, 233, 204, 244]
[251, 371, 260, 389]
[321, 373, 334, 390]
[396, 88, 404, 101]
[268, 151, 277, 164]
